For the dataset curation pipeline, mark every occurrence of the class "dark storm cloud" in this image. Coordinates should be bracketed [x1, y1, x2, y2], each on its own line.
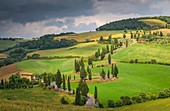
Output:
[0, 0, 95, 23]
[94, 0, 162, 15]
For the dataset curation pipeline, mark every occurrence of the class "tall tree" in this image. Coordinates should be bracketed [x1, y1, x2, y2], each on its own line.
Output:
[107, 70, 110, 78]
[78, 80, 89, 97]
[79, 57, 85, 68]
[110, 44, 114, 54]
[47, 73, 51, 86]
[123, 34, 126, 38]
[56, 70, 62, 88]
[111, 64, 114, 77]
[99, 36, 104, 41]
[100, 69, 106, 79]
[106, 45, 109, 53]
[75, 87, 81, 105]
[68, 76, 71, 91]
[94, 86, 98, 100]
[63, 75, 66, 90]
[108, 54, 111, 64]
[87, 66, 92, 80]
[88, 57, 93, 66]
[80, 67, 87, 79]
[114, 65, 119, 78]
[75, 59, 80, 72]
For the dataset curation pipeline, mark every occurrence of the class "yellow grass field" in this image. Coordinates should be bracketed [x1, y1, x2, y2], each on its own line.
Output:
[54, 30, 131, 42]
[139, 19, 167, 27]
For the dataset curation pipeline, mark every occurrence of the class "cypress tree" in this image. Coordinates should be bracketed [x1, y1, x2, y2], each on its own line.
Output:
[47, 74, 51, 86]
[110, 44, 114, 54]
[75, 59, 80, 72]
[94, 86, 98, 100]
[80, 67, 87, 79]
[78, 80, 89, 97]
[107, 70, 110, 78]
[106, 45, 109, 53]
[108, 53, 111, 64]
[56, 70, 62, 88]
[111, 64, 114, 77]
[123, 34, 126, 38]
[63, 75, 66, 90]
[99, 36, 104, 41]
[87, 66, 92, 80]
[88, 57, 93, 66]
[126, 39, 129, 48]
[100, 69, 106, 79]
[74, 75, 76, 80]
[75, 87, 81, 105]
[68, 76, 71, 91]
[114, 65, 119, 78]
[97, 48, 100, 56]
[80, 57, 85, 68]
[1, 79, 4, 89]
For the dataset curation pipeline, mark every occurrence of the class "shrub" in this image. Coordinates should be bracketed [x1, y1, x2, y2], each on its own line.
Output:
[131, 96, 143, 103]
[158, 91, 168, 98]
[139, 93, 151, 102]
[120, 96, 132, 105]
[149, 93, 158, 100]
[129, 59, 134, 63]
[107, 100, 115, 108]
[135, 59, 138, 63]
[81, 96, 87, 105]
[163, 88, 170, 97]
[60, 97, 69, 104]
[151, 59, 157, 64]
[115, 100, 123, 107]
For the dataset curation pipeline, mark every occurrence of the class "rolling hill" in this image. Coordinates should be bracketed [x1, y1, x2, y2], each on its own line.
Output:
[97, 16, 170, 31]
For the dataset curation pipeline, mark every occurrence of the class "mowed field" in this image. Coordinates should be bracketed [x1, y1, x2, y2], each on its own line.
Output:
[54, 30, 132, 42]
[71, 63, 170, 106]
[112, 43, 170, 63]
[17, 59, 75, 74]
[28, 42, 105, 57]
[139, 19, 167, 27]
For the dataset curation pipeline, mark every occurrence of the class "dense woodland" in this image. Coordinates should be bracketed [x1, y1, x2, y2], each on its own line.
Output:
[96, 16, 170, 31]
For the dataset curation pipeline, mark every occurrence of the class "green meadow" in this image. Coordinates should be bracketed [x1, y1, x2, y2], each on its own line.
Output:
[112, 43, 170, 63]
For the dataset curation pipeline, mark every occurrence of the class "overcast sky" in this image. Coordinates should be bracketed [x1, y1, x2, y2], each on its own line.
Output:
[0, 0, 170, 38]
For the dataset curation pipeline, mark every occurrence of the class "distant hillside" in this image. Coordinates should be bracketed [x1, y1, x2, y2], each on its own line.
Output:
[97, 16, 170, 31]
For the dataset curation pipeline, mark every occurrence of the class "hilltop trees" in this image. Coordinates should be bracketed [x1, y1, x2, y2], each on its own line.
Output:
[56, 70, 62, 88]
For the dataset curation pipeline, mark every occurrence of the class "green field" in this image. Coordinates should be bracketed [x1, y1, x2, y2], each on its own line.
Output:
[139, 19, 167, 27]
[71, 63, 170, 106]
[112, 43, 170, 63]
[17, 59, 75, 74]
[28, 42, 105, 57]
[0, 40, 17, 51]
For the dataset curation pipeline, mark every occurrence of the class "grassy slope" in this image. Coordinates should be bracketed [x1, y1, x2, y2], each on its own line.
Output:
[112, 43, 170, 63]
[0, 87, 102, 111]
[28, 42, 105, 57]
[71, 63, 170, 106]
[17, 59, 75, 74]
[54, 30, 125, 42]
[0, 40, 17, 51]
[114, 98, 170, 111]
[139, 19, 167, 27]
